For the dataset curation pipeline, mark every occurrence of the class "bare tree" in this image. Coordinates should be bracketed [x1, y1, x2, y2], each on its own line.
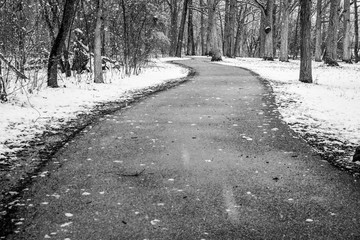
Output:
[255, 0, 275, 60]
[234, 5, 247, 57]
[200, 0, 207, 55]
[224, 0, 236, 57]
[207, 0, 222, 61]
[355, 0, 359, 62]
[314, 0, 322, 61]
[279, 0, 291, 62]
[342, 0, 351, 63]
[187, 0, 195, 55]
[299, 0, 312, 83]
[168, 0, 179, 57]
[176, 0, 189, 57]
[94, 0, 103, 83]
[47, 0, 79, 88]
[323, 0, 340, 66]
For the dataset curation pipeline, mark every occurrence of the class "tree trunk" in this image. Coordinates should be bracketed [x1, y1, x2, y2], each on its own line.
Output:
[342, 0, 351, 63]
[187, 0, 195, 55]
[200, 0, 206, 55]
[94, 0, 104, 83]
[224, 0, 236, 57]
[169, 0, 178, 57]
[323, 0, 340, 66]
[292, 8, 300, 59]
[259, 11, 266, 58]
[355, 0, 359, 62]
[121, 0, 130, 75]
[207, 0, 222, 61]
[17, 1, 26, 74]
[299, 0, 312, 83]
[263, 0, 274, 60]
[47, 0, 79, 88]
[279, 0, 290, 62]
[234, 5, 246, 57]
[314, 0, 322, 61]
[175, 0, 189, 57]
[223, 0, 230, 56]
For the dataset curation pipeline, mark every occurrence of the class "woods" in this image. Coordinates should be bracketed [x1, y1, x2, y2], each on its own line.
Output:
[0, 0, 360, 99]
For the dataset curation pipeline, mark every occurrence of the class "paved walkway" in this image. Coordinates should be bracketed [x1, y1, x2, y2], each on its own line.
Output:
[4, 58, 360, 239]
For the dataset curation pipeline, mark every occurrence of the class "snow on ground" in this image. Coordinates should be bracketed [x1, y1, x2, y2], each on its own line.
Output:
[219, 57, 360, 161]
[0, 59, 189, 160]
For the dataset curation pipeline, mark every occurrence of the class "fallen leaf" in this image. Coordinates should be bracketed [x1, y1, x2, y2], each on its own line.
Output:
[60, 222, 73, 227]
[151, 219, 161, 225]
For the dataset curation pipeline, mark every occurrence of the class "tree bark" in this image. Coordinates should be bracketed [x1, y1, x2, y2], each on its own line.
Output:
[323, 0, 340, 66]
[207, 0, 222, 61]
[314, 0, 322, 61]
[279, 0, 290, 62]
[169, 0, 178, 57]
[342, 0, 351, 63]
[263, 0, 274, 60]
[47, 0, 79, 88]
[94, 0, 104, 83]
[187, 0, 195, 55]
[299, 0, 312, 83]
[16, 1, 26, 74]
[259, 11, 266, 58]
[355, 0, 359, 62]
[200, 0, 206, 55]
[224, 0, 236, 57]
[292, 8, 300, 59]
[223, 0, 230, 56]
[121, 0, 130, 75]
[176, 0, 189, 57]
[234, 5, 247, 57]
[257, 0, 274, 61]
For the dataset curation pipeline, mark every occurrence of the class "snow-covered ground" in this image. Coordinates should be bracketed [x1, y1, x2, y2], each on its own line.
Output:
[0, 58, 189, 161]
[218, 57, 360, 162]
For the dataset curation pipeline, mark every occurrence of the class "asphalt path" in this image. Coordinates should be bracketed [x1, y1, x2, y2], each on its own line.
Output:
[4, 58, 360, 239]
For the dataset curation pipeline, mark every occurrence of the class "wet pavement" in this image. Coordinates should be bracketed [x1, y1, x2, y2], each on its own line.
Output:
[3, 58, 360, 240]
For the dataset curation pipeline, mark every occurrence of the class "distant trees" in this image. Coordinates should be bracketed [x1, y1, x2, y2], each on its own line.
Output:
[1, 0, 360, 94]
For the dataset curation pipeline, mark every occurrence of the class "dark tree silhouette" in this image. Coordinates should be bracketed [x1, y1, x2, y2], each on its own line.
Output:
[47, 0, 79, 88]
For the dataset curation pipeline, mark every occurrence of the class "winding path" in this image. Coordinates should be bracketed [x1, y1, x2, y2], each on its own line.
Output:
[4, 58, 360, 239]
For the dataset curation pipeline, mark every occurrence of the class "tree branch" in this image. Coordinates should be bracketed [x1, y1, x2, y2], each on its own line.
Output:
[0, 53, 28, 80]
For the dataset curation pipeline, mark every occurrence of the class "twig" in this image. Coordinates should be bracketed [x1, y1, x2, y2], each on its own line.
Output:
[0, 52, 28, 80]
[119, 169, 146, 177]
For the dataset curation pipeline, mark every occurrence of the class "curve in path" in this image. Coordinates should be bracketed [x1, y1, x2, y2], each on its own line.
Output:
[4, 58, 360, 240]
